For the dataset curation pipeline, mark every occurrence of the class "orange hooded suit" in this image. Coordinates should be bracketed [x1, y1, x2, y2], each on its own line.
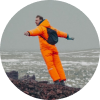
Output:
[28, 19, 67, 82]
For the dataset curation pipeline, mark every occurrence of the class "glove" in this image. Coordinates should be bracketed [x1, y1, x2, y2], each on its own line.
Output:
[66, 34, 74, 40]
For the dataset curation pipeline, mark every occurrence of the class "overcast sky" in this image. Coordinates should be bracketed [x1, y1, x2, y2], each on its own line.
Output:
[0, 0, 99, 52]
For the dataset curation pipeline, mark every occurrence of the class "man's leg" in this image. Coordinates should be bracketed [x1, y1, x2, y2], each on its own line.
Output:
[41, 49, 60, 82]
[53, 51, 66, 81]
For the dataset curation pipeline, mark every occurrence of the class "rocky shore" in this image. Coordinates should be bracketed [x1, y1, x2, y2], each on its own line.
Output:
[6, 71, 81, 100]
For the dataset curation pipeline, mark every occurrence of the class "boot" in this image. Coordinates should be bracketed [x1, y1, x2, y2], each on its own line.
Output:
[60, 80, 65, 86]
[54, 80, 60, 85]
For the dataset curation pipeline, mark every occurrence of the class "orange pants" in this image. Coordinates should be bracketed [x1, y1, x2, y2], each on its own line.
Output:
[41, 48, 66, 82]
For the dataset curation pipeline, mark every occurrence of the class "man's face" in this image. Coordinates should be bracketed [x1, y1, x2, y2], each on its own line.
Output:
[35, 17, 42, 26]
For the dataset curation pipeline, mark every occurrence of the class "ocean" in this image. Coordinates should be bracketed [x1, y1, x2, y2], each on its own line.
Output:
[0, 49, 100, 88]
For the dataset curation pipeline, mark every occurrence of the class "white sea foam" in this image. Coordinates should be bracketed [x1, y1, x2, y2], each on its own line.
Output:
[0, 52, 11, 55]
[1, 59, 20, 62]
[66, 83, 72, 87]
[21, 61, 30, 65]
[32, 52, 41, 54]
[63, 64, 72, 66]
[21, 61, 45, 66]
[0, 54, 10, 55]
[92, 51, 100, 53]
[91, 55, 100, 58]
[80, 62, 98, 66]
[67, 79, 72, 81]
[75, 78, 80, 81]
[71, 55, 99, 58]
[59, 50, 93, 55]
[64, 67, 74, 71]
[31, 61, 45, 65]
[41, 77, 48, 79]
[61, 61, 98, 66]
[27, 71, 35, 73]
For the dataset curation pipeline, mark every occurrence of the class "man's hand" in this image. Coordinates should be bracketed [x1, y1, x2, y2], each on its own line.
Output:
[66, 34, 74, 40]
[24, 32, 30, 36]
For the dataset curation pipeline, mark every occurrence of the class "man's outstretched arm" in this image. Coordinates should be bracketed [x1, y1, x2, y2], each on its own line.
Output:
[56, 29, 67, 38]
[24, 26, 42, 36]
[50, 26, 67, 38]
[57, 30, 74, 40]
[55, 28, 74, 40]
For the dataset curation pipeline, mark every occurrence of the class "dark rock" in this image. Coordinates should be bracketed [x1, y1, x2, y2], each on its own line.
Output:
[57, 89, 62, 94]
[24, 91, 29, 95]
[38, 81, 48, 84]
[6, 71, 18, 80]
[6, 71, 81, 100]
[19, 74, 35, 81]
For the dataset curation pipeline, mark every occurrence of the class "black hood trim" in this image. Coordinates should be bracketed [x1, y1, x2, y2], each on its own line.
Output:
[38, 19, 45, 26]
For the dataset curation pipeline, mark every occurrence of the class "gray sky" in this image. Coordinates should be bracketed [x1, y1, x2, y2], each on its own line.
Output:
[0, 0, 99, 52]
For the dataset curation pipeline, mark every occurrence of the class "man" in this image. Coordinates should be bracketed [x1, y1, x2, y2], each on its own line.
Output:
[24, 15, 74, 86]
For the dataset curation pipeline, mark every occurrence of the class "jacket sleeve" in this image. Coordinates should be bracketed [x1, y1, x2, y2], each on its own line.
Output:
[28, 26, 43, 36]
[51, 26, 67, 38]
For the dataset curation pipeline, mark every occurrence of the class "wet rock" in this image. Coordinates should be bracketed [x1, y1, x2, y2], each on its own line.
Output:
[6, 71, 81, 100]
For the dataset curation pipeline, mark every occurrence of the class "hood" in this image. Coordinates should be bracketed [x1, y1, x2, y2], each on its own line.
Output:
[39, 19, 51, 28]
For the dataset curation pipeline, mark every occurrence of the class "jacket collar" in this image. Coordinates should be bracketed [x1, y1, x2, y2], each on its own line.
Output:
[38, 19, 45, 26]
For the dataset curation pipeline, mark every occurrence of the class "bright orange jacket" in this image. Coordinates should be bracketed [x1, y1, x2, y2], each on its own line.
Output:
[28, 19, 67, 50]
